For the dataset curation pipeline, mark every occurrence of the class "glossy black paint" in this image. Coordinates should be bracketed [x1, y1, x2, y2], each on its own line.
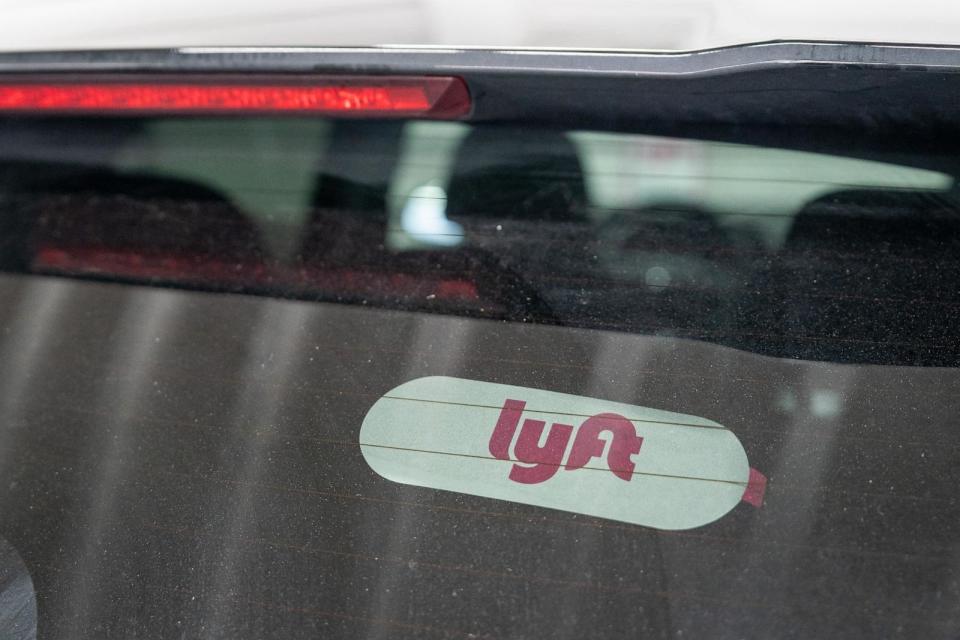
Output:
[1, 42, 960, 159]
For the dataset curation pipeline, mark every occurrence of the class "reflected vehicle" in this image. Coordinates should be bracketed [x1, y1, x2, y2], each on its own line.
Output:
[0, 43, 958, 639]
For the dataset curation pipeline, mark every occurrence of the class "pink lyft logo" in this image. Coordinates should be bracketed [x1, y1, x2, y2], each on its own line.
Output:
[489, 399, 644, 484]
[360, 376, 766, 530]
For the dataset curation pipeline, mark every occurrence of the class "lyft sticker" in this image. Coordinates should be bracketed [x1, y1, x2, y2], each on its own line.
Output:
[360, 376, 765, 530]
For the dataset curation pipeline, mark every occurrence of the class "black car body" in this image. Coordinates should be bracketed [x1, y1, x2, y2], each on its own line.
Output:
[0, 42, 956, 638]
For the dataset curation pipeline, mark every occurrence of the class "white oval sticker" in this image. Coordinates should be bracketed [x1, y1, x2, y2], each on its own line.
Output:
[360, 376, 763, 530]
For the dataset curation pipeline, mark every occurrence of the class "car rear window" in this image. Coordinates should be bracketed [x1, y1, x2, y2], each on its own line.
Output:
[2, 117, 955, 363]
[0, 115, 957, 638]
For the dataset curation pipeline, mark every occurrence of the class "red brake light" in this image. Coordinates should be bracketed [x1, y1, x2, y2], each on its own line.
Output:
[0, 76, 470, 118]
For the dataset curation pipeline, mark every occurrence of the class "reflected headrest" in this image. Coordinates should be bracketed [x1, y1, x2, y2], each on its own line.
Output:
[446, 127, 587, 223]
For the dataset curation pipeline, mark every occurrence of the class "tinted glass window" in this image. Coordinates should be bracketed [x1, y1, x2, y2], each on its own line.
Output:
[2, 118, 955, 363]
[0, 116, 957, 638]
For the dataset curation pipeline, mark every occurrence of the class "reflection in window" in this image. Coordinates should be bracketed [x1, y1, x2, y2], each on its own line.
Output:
[394, 184, 464, 249]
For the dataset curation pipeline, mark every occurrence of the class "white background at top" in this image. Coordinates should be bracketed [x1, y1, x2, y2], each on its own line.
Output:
[1, 0, 959, 51]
